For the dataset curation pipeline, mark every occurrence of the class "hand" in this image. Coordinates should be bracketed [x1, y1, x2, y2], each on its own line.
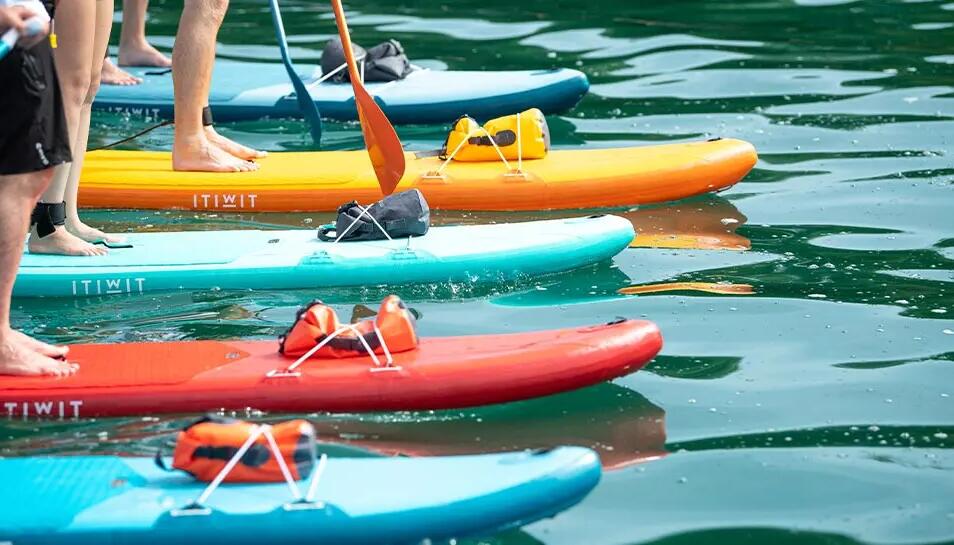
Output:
[0, 5, 28, 34]
[0, 6, 49, 49]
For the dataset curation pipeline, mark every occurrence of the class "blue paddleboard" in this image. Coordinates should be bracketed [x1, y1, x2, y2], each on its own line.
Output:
[93, 60, 589, 123]
[0, 447, 600, 544]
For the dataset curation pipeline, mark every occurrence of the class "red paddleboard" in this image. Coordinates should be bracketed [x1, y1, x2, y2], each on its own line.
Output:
[0, 320, 661, 419]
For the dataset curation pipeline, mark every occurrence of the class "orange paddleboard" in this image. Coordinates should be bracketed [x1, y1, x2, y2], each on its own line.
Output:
[78, 138, 757, 212]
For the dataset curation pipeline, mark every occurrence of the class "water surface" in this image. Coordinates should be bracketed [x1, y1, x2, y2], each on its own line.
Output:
[6, 0, 954, 543]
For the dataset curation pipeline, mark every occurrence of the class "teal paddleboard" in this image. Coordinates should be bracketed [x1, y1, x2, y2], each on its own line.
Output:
[0, 447, 600, 544]
[93, 60, 589, 123]
[15, 215, 633, 297]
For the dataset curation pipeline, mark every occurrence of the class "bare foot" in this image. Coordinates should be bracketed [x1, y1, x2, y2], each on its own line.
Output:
[28, 226, 109, 256]
[11, 330, 69, 359]
[118, 41, 172, 68]
[101, 58, 142, 86]
[173, 134, 259, 173]
[66, 221, 127, 245]
[0, 333, 78, 377]
[206, 126, 267, 161]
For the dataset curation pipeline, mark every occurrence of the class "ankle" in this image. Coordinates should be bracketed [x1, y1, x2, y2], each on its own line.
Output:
[119, 36, 150, 52]
[174, 131, 210, 149]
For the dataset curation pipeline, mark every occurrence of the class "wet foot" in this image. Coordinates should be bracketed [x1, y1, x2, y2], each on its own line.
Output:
[117, 41, 171, 68]
[206, 126, 267, 161]
[0, 333, 78, 377]
[11, 330, 69, 359]
[173, 134, 259, 173]
[66, 221, 127, 245]
[101, 58, 142, 86]
[28, 226, 109, 256]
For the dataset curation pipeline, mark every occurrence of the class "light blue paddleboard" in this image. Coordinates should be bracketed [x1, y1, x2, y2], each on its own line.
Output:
[0, 447, 600, 545]
[15, 215, 633, 297]
[93, 60, 589, 123]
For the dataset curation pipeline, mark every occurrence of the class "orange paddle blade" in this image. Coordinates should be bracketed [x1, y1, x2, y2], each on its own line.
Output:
[618, 282, 755, 296]
[330, 0, 405, 195]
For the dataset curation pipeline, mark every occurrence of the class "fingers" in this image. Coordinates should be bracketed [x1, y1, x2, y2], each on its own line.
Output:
[7, 8, 49, 48]
[0, 7, 26, 33]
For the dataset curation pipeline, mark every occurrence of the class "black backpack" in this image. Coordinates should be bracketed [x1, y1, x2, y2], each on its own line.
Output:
[321, 37, 412, 83]
[318, 189, 430, 242]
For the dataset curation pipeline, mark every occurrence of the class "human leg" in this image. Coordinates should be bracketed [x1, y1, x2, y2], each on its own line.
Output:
[171, 0, 260, 172]
[65, 0, 126, 245]
[117, 0, 171, 67]
[0, 172, 76, 376]
[28, 0, 107, 256]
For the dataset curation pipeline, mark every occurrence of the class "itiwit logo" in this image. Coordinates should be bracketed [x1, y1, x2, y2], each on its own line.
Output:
[193, 193, 258, 209]
[3, 400, 84, 420]
[72, 278, 146, 296]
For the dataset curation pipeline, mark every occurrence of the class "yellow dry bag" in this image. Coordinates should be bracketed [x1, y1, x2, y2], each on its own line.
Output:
[441, 108, 550, 162]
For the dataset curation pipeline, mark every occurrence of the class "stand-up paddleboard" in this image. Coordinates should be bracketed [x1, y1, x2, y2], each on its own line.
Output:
[78, 139, 758, 212]
[93, 60, 589, 124]
[14, 215, 633, 298]
[0, 319, 661, 418]
[0, 447, 599, 545]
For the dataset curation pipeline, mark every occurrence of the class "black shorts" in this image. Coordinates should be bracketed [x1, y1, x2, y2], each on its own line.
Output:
[0, 38, 71, 175]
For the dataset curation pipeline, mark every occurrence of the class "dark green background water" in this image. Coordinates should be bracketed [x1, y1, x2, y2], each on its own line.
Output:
[6, 0, 954, 543]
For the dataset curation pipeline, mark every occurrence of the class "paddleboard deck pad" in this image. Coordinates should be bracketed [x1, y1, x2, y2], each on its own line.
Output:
[93, 60, 590, 123]
[78, 139, 758, 212]
[0, 447, 599, 545]
[14, 215, 633, 298]
[0, 319, 661, 417]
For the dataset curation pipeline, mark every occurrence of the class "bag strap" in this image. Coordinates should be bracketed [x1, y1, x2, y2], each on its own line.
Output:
[316, 225, 337, 242]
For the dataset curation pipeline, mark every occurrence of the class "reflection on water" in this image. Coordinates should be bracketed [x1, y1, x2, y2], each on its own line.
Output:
[310, 385, 667, 471]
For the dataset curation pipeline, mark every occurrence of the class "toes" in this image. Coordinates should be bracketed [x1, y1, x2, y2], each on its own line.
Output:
[47, 361, 78, 377]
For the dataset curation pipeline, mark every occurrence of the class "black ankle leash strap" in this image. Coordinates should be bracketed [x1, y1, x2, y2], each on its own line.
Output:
[202, 105, 214, 127]
[31, 202, 66, 238]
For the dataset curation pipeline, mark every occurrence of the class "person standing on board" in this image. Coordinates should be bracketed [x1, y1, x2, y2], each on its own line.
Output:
[27, 0, 124, 256]
[0, 1, 77, 376]
[101, 0, 171, 86]
[170, 0, 266, 172]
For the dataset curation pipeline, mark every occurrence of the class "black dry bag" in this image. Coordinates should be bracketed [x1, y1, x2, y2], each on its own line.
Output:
[321, 37, 412, 83]
[318, 189, 430, 242]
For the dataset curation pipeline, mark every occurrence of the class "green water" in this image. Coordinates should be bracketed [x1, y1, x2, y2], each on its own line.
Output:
[6, 0, 954, 543]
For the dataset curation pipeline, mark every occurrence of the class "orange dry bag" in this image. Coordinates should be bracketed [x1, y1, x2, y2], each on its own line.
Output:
[169, 416, 316, 483]
[279, 295, 418, 358]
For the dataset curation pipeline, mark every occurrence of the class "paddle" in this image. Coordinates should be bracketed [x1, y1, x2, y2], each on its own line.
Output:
[0, 28, 17, 60]
[329, 0, 406, 196]
[267, 0, 322, 143]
